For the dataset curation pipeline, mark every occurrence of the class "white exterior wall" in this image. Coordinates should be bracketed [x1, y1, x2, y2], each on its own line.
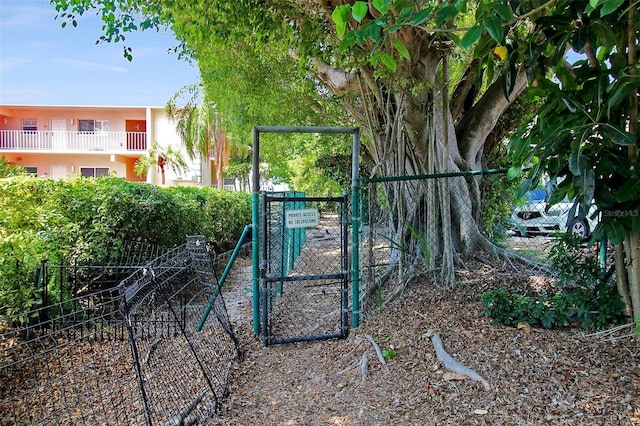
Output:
[0, 105, 209, 186]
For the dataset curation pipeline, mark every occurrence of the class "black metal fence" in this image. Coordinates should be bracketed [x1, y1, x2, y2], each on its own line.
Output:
[37, 240, 171, 309]
[1, 241, 242, 425]
[259, 193, 350, 345]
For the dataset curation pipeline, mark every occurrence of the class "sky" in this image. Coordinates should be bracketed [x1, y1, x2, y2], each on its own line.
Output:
[0, 0, 200, 107]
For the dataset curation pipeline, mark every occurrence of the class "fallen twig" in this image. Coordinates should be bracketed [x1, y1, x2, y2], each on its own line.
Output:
[162, 390, 206, 426]
[431, 333, 491, 391]
[336, 363, 357, 375]
[584, 322, 636, 338]
[141, 336, 163, 365]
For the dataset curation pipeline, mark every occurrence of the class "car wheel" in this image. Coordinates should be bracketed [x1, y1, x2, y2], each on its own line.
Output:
[569, 219, 589, 239]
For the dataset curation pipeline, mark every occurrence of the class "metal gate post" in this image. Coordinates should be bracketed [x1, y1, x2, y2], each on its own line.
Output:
[341, 192, 350, 336]
[351, 128, 361, 327]
[252, 127, 261, 335]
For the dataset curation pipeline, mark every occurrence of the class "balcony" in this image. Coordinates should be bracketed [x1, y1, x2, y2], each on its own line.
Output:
[0, 130, 147, 153]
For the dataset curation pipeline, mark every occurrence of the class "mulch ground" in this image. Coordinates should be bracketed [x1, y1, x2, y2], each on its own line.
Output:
[215, 258, 640, 426]
[2, 256, 639, 425]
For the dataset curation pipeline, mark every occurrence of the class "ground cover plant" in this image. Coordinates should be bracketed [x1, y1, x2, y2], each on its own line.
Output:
[482, 235, 627, 330]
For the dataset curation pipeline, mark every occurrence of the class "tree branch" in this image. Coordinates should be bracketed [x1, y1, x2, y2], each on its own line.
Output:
[455, 66, 528, 167]
[450, 59, 480, 124]
[313, 60, 360, 94]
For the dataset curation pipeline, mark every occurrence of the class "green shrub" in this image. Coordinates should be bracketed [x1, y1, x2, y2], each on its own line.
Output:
[481, 282, 624, 330]
[481, 234, 625, 329]
[0, 157, 26, 178]
[0, 176, 252, 319]
[0, 232, 48, 324]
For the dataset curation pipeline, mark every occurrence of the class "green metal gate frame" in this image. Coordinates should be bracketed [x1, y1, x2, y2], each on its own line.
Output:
[251, 126, 361, 337]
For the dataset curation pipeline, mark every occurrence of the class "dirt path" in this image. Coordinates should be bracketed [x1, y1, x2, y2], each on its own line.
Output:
[216, 258, 640, 425]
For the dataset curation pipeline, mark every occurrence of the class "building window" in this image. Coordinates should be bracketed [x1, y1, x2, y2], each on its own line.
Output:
[24, 167, 37, 176]
[78, 120, 109, 133]
[80, 167, 109, 178]
[22, 118, 37, 132]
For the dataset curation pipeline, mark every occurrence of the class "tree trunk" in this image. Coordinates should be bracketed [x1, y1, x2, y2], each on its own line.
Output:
[624, 0, 639, 327]
[624, 233, 640, 324]
[316, 40, 527, 299]
[614, 243, 633, 318]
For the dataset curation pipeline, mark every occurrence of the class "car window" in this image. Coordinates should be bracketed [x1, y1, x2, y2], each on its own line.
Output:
[528, 188, 547, 202]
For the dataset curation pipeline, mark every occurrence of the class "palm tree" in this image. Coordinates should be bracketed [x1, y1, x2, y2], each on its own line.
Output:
[134, 141, 188, 186]
[166, 84, 230, 188]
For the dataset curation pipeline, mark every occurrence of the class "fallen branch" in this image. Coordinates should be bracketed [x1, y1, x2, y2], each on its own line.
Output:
[162, 390, 206, 426]
[141, 336, 163, 365]
[584, 322, 636, 339]
[365, 334, 390, 374]
[431, 333, 491, 391]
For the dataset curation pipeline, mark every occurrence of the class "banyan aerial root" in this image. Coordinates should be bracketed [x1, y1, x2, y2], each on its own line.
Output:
[431, 332, 491, 391]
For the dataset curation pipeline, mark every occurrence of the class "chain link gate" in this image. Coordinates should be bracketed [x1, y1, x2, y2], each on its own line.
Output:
[259, 193, 349, 345]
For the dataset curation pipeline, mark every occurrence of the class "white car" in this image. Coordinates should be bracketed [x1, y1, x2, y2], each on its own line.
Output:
[510, 188, 597, 238]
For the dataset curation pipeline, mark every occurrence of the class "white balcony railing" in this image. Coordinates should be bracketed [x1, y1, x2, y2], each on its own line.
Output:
[0, 130, 147, 153]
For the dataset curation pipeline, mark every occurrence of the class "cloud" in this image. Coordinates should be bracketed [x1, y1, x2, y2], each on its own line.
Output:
[0, 57, 29, 73]
[0, 2, 58, 31]
[61, 59, 128, 73]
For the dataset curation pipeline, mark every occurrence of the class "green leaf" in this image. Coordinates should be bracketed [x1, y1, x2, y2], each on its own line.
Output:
[517, 178, 534, 200]
[507, 166, 522, 180]
[604, 221, 626, 244]
[615, 178, 640, 203]
[407, 222, 430, 265]
[562, 97, 582, 113]
[372, 0, 392, 14]
[460, 24, 484, 49]
[436, 4, 457, 26]
[568, 152, 585, 176]
[494, 3, 514, 21]
[364, 21, 382, 42]
[339, 32, 357, 51]
[540, 309, 556, 329]
[600, 0, 625, 16]
[608, 79, 640, 112]
[382, 349, 397, 359]
[483, 16, 503, 42]
[352, 1, 368, 23]
[332, 5, 351, 38]
[599, 124, 636, 146]
[410, 7, 434, 26]
[392, 39, 410, 60]
[378, 52, 397, 71]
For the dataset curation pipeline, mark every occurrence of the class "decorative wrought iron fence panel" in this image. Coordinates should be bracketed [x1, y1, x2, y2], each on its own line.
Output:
[259, 193, 349, 345]
[1, 242, 242, 425]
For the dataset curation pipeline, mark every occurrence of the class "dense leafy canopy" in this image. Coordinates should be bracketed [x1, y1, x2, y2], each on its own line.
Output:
[507, 0, 639, 244]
